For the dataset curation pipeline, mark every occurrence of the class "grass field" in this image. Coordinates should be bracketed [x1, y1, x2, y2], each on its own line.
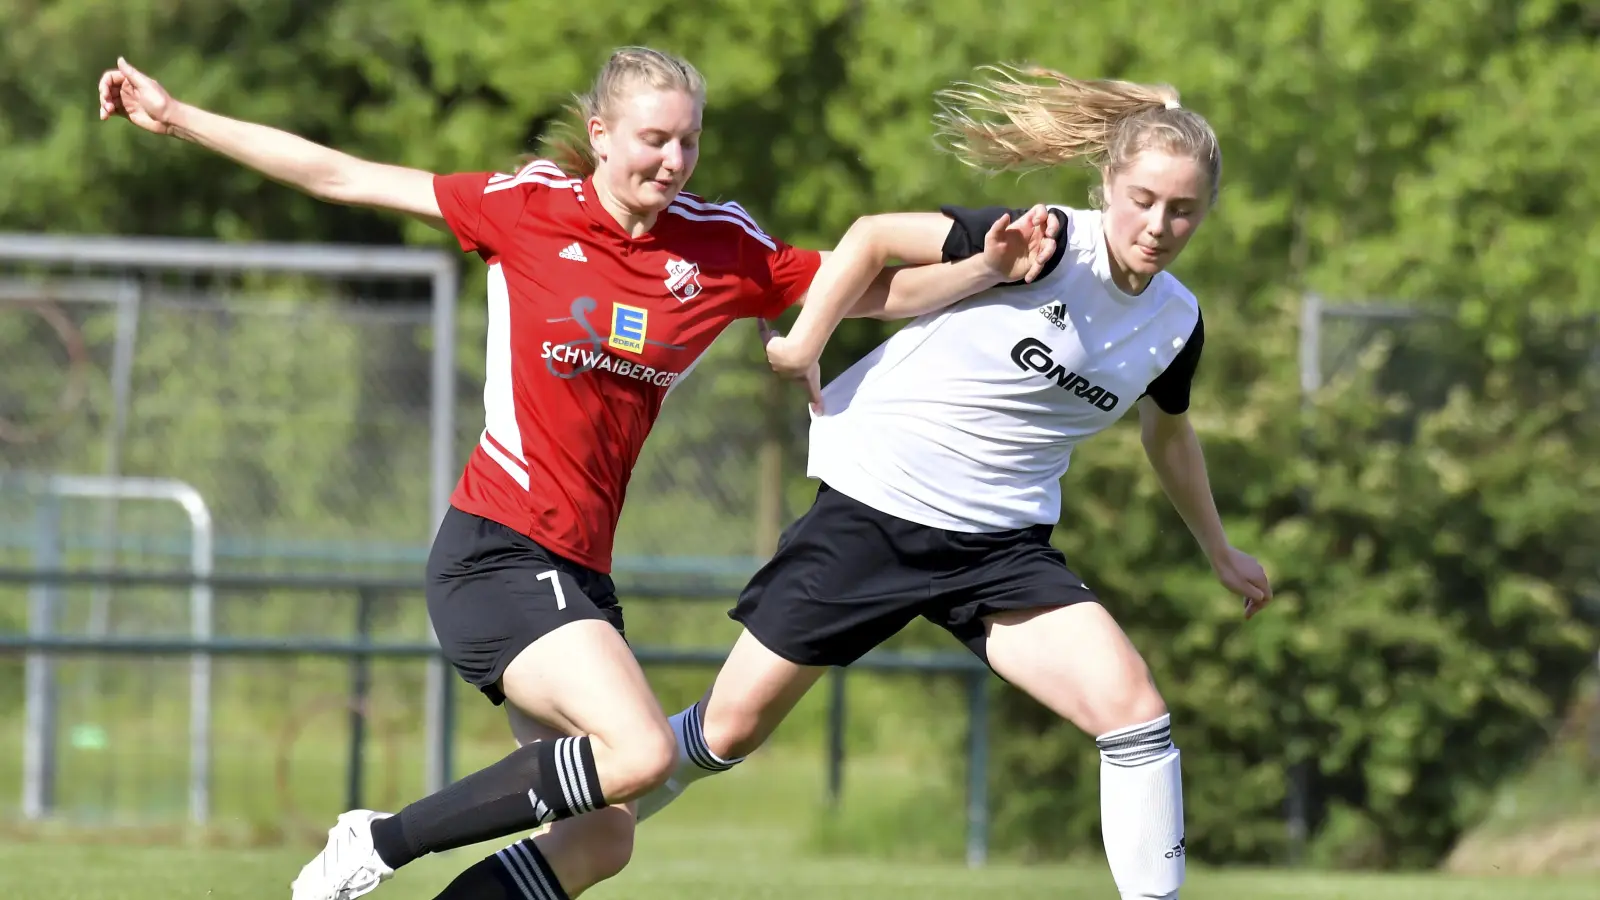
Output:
[5, 839, 1599, 900]
[3, 748, 1598, 900]
[3, 650, 1597, 897]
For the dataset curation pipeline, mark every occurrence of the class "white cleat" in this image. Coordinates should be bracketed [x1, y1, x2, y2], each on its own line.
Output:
[290, 809, 396, 900]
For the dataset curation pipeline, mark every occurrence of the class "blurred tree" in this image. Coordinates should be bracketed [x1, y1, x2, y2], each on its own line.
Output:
[0, 0, 1595, 868]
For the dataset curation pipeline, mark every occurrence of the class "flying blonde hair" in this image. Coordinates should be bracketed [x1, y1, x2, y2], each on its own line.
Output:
[932, 64, 1221, 208]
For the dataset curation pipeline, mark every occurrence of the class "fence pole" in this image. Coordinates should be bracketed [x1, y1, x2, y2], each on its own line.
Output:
[22, 496, 63, 820]
[825, 667, 847, 806]
[965, 669, 990, 868]
[424, 258, 458, 794]
[347, 589, 376, 811]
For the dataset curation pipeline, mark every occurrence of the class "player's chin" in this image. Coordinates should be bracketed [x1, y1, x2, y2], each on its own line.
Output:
[1127, 245, 1171, 274]
[635, 179, 682, 209]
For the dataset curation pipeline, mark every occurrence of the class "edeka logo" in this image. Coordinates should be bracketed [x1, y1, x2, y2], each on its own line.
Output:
[609, 303, 647, 354]
[543, 297, 686, 386]
[1010, 337, 1120, 411]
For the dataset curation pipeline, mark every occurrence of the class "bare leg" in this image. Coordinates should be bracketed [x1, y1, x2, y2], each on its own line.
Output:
[982, 603, 1182, 900]
[634, 629, 829, 822]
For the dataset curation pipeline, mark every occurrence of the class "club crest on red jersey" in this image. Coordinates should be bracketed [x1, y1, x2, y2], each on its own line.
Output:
[664, 257, 702, 303]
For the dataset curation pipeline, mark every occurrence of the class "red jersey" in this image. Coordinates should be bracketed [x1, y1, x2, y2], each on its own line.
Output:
[433, 160, 821, 573]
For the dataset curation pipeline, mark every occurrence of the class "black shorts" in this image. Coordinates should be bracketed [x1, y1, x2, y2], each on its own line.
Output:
[730, 483, 1097, 668]
[426, 506, 625, 705]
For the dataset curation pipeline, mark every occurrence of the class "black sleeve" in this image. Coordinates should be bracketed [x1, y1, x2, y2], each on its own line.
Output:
[938, 205, 1070, 285]
[1144, 310, 1205, 415]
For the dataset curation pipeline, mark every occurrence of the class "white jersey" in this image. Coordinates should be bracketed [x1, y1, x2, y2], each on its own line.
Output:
[808, 206, 1203, 532]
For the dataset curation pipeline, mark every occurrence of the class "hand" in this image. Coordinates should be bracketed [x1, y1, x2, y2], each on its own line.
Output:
[758, 318, 824, 414]
[99, 57, 176, 135]
[1212, 546, 1273, 619]
[981, 203, 1061, 283]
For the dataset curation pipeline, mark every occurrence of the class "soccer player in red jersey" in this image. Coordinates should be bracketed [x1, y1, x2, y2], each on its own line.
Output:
[100, 47, 1057, 900]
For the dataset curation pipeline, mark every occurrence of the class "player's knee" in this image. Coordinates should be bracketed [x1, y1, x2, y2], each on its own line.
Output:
[1085, 658, 1168, 737]
[699, 702, 768, 761]
[568, 816, 636, 888]
[537, 811, 636, 894]
[580, 827, 635, 886]
[601, 719, 677, 799]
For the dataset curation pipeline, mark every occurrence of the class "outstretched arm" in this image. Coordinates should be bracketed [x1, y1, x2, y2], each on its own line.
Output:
[1136, 315, 1274, 618]
[99, 57, 445, 229]
[769, 207, 1059, 376]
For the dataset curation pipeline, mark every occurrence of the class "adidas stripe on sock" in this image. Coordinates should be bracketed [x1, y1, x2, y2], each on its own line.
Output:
[633, 701, 743, 822]
[1097, 714, 1186, 900]
[495, 838, 570, 900]
[533, 736, 606, 822]
[371, 736, 606, 870]
[681, 701, 740, 774]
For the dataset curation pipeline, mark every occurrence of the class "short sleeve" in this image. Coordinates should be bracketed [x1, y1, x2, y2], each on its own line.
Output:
[1144, 311, 1205, 415]
[939, 205, 1070, 284]
[434, 160, 562, 258]
[742, 234, 822, 320]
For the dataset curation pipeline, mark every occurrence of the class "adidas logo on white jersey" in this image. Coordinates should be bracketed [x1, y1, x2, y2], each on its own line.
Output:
[1040, 302, 1068, 330]
[559, 242, 587, 262]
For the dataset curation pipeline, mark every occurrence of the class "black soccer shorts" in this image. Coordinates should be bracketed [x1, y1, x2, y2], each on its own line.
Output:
[426, 506, 626, 705]
[729, 482, 1098, 668]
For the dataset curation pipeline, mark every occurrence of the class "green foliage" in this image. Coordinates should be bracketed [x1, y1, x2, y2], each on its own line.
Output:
[0, 0, 1596, 871]
[988, 304, 1597, 868]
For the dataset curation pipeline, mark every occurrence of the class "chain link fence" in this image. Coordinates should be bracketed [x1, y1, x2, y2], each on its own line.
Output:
[0, 232, 816, 831]
[0, 234, 462, 825]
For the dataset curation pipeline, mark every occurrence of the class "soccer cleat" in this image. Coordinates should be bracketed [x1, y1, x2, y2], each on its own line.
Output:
[290, 809, 396, 900]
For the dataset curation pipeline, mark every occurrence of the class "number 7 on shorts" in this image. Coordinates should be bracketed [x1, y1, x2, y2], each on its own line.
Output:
[536, 570, 567, 610]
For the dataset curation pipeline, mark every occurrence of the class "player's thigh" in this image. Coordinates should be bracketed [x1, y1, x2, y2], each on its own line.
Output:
[700, 629, 829, 759]
[425, 508, 671, 781]
[933, 532, 1165, 737]
[498, 617, 673, 776]
[507, 709, 637, 895]
[985, 603, 1166, 737]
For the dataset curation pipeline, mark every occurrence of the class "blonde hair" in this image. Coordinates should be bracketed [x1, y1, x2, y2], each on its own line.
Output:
[933, 64, 1221, 208]
[539, 47, 707, 177]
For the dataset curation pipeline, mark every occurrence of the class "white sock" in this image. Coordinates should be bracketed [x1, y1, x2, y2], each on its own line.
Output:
[634, 701, 743, 822]
[1098, 713, 1185, 900]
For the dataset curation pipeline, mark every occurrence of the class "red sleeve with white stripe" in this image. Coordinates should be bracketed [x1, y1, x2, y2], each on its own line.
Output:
[433, 160, 570, 258]
[686, 198, 819, 320]
[751, 239, 823, 320]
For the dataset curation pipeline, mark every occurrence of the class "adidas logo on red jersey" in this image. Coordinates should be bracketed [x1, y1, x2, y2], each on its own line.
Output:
[559, 242, 588, 262]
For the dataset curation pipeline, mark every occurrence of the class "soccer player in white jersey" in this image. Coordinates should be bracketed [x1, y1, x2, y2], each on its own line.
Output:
[621, 66, 1274, 900]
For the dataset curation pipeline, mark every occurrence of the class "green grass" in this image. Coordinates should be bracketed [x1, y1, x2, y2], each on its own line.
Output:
[1, 822, 1595, 900]
[5, 652, 1598, 894]
[2, 749, 1598, 900]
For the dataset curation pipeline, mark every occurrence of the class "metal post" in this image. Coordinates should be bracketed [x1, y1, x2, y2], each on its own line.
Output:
[87, 282, 142, 640]
[1299, 293, 1324, 397]
[178, 486, 215, 827]
[1286, 761, 1309, 865]
[825, 667, 847, 806]
[965, 669, 990, 868]
[347, 589, 376, 811]
[425, 258, 458, 794]
[22, 496, 63, 820]
[5, 475, 217, 825]
[1291, 293, 1323, 865]
[1590, 647, 1600, 774]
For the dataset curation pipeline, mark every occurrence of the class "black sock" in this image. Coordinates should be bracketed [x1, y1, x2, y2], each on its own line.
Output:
[430, 838, 570, 900]
[371, 737, 605, 870]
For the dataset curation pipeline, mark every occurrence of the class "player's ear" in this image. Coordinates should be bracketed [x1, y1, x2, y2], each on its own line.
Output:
[587, 115, 609, 163]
